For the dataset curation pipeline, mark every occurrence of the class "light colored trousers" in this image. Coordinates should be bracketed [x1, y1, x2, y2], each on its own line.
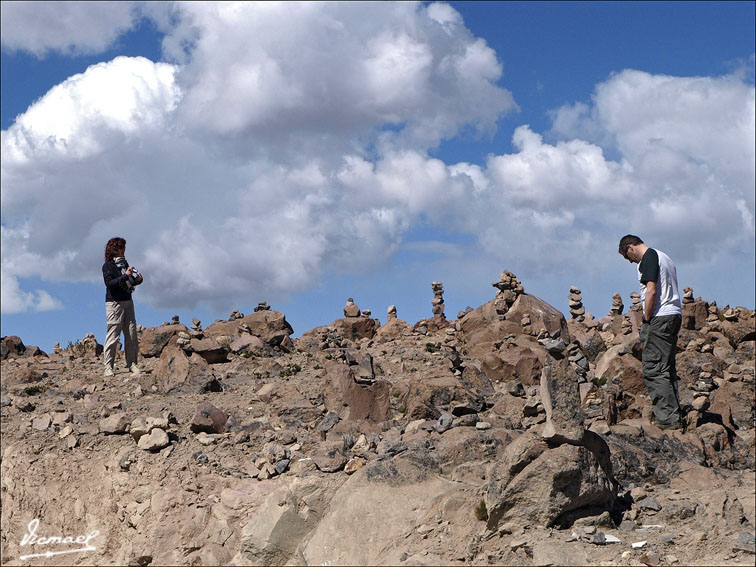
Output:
[104, 299, 139, 369]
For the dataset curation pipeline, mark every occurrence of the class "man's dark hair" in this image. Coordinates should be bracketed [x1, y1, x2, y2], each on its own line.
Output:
[618, 234, 643, 257]
[105, 237, 126, 262]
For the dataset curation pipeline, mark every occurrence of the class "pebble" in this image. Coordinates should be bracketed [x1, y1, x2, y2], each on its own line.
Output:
[137, 428, 170, 452]
[417, 524, 435, 535]
[475, 421, 491, 430]
[197, 432, 219, 446]
[32, 414, 52, 431]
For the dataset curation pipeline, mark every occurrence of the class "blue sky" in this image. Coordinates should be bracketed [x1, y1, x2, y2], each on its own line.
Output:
[1, 1, 754, 353]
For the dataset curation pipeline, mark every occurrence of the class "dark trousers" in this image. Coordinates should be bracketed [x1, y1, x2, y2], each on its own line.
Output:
[640, 315, 682, 427]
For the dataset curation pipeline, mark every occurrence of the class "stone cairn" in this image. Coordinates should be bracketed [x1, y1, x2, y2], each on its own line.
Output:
[492, 271, 524, 317]
[53, 342, 62, 355]
[683, 287, 694, 304]
[621, 315, 633, 335]
[609, 293, 624, 316]
[228, 309, 243, 321]
[431, 281, 446, 322]
[254, 302, 270, 312]
[387, 305, 397, 321]
[707, 300, 719, 324]
[191, 318, 202, 332]
[361, 309, 372, 317]
[629, 292, 641, 312]
[568, 286, 585, 321]
[344, 298, 360, 318]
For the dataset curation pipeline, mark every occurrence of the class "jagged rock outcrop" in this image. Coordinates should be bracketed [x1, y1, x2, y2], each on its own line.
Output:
[1, 270, 753, 567]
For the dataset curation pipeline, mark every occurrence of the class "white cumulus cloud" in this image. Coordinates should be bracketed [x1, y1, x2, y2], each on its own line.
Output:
[0, 1, 140, 57]
[1, 2, 753, 318]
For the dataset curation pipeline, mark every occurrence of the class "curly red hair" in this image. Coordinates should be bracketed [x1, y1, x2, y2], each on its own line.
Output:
[104, 237, 126, 262]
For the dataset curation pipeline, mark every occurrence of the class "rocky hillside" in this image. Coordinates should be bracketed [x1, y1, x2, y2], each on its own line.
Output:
[1, 272, 754, 566]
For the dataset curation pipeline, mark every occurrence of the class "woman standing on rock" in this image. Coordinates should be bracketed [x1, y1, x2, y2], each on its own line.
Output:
[102, 237, 143, 377]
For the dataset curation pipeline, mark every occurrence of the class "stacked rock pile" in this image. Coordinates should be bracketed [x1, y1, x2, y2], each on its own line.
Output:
[569, 286, 585, 321]
[629, 292, 641, 312]
[387, 305, 397, 321]
[431, 281, 446, 322]
[344, 298, 360, 318]
[228, 309, 243, 321]
[491, 271, 524, 316]
[609, 293, 624, 316]
[683, 287, 694, 304]
[254, 302, 270, 312]
[707, 301, 720, 324]
[191, 318, 202, 332]
[621, 315, 633, 335]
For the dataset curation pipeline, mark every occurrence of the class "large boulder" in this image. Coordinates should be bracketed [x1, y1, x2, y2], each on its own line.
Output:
[332, 317, 379, 341]
[709, 380, 755, 431]
[682, 301, 709, 330]
[186, 337, 229, 364]
[234, 476, 341, 566]
[154, 344, 213, 393]
[204, 309, 294, 347]
[190, 402, 228, 434]
[567, 320, 607, 361]
[595, 343, 644, 394]
[496, 345, 544, 385]
[229, 334, 265, 354]
[326, 363, 391, 422]
[301, 449, 448, 566]
[1, 336, 25, 359]
[460, 294, 569, 360]
[540, 362, 585, 445]
[374, 317, 411, 341]
[139, 324, 188, 357]
[486, 432, 615, 528]
[720, 309, 756, 348]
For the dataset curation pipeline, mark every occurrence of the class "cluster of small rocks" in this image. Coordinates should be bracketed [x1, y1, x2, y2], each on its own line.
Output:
[569, 286, 586, 321]
[191, 318, 202, 332]
[683, 287, 695, 304]
[253, 302, 270, 312]
[629, 292, 641, 312]
[228, 309, 243, 321]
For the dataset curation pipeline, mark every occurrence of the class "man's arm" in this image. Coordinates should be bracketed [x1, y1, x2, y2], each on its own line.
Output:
[644, 280, 657, 322]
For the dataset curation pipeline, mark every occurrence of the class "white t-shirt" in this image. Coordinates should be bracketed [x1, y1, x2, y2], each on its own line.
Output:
[638, 248, 682, 317]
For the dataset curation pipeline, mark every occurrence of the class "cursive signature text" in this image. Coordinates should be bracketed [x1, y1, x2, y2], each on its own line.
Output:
[19, 518, 99, 560]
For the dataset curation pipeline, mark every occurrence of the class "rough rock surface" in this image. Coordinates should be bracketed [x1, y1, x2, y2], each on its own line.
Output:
[1, 276, 753, 566]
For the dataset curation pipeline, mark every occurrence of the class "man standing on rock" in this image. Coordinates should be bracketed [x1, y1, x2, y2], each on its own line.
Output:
[619, 235, 683, 430]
